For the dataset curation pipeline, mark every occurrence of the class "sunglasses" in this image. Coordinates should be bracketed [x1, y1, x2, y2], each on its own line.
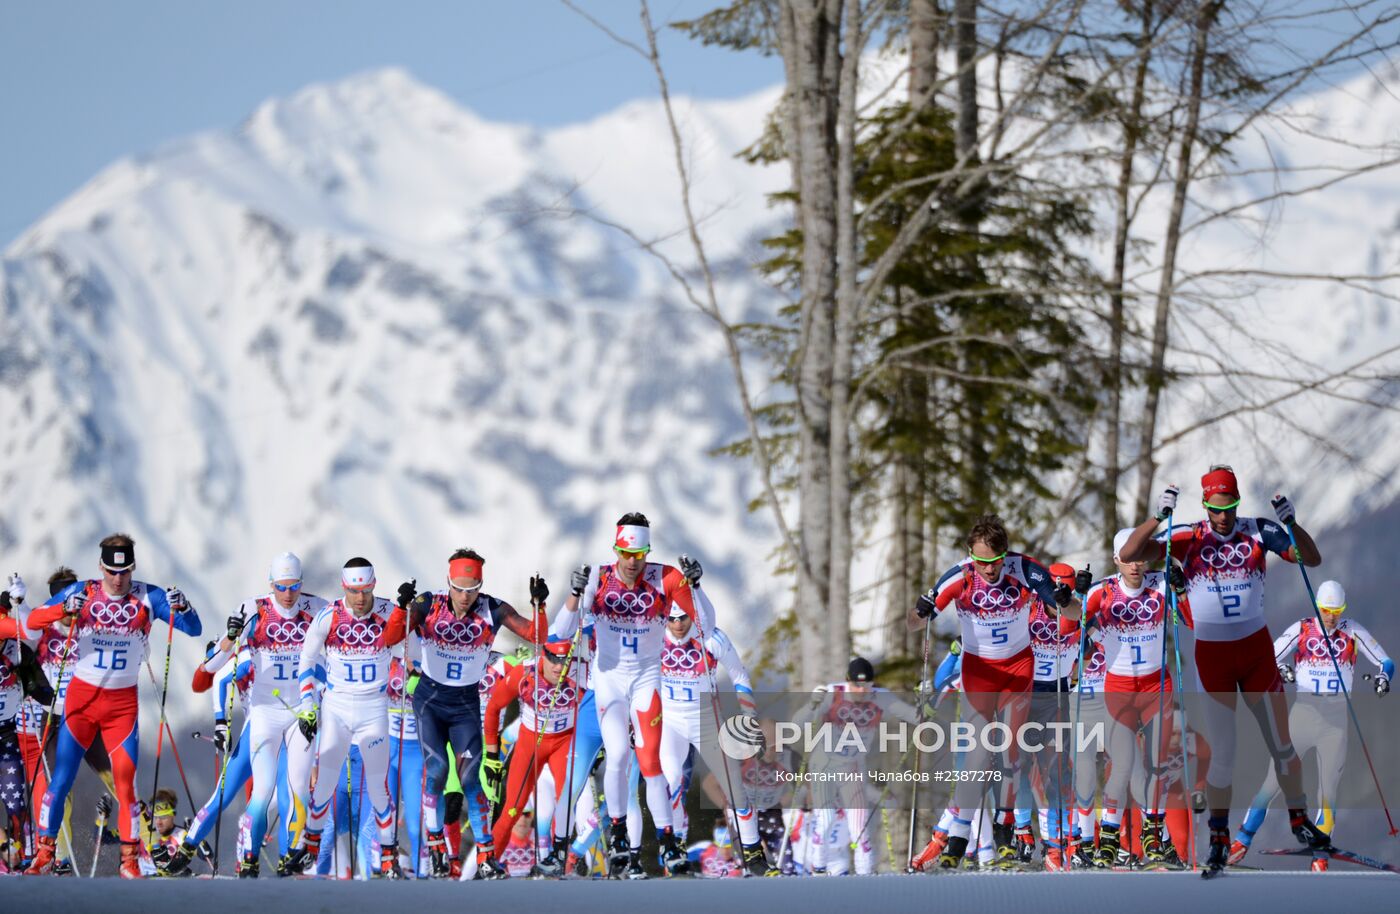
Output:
[102, 566, 133, 576]
[1202, 498, 1240, 514]
[272, 581, 303, 593]
[614, 547, 651, 558]
[447, 579, 482, 594]
[343, 583, 375, 594]
[967, 551, 1007, 565]
[541, 651, 568, 663]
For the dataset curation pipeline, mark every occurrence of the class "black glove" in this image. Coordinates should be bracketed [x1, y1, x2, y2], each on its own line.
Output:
[396, 579, 417, 610]
[0, 592, 8, 611]
[1278, 663, 1295, 684]
[678, 554, 703, 584]
[570, 565, 591, 598]
[529, 575, 549, 605]
[1376, 675, 1391, 696]
[1271, 494, 1296, 526]
[96, 794, 113, 821]
[914, 589, 937, 620]
[1074, 566, 1093, 597]
[1168, 564, 1187, 596]
[1052, 582, 1074, 609]
[213, 721, 229, 754]
[225, 611, 247, 642]
[298, 708, 318, 743]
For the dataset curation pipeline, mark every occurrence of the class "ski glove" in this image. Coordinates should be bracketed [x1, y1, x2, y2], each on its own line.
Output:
[1271, 494, 1296, 526]
[96, 794, 113, 821]
[679, 554, 703, 584]
[529, 574, 549, 605]
[166, 586, 190, 613]
[1168, 564, 1188, 596]
[296, 705, 318, 742]
[8, 572, 25, 604]
[226, 611, 247, 642]
[1052, 582, 1074, 609]
[1074, 566, 1093, 596]
[405, 669, 421, 696]
[1278, 664, 1296, 684]
[1155, 485, 1180, 522]
[481, 751, 505, 805]
[213, 722, 229, 754]
[396, 580, 417, 610]
[570, 565, 591, 598]
[914, 589, 937, 620]
[1376, 675, 1391, 696]
[64, 590, 88, 618]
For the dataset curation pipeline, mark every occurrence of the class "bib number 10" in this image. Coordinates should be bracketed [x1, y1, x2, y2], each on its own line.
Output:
[344, 662, 377, 683]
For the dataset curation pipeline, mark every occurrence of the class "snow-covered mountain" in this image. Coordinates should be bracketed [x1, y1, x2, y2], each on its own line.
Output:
[4, 62, 1400, 688]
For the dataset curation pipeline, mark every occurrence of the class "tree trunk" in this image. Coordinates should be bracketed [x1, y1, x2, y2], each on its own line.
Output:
[954, 0, 978, 160]
[1105, 0, 1154, 547]
[1134, 0, 1219, 519]
[909, 0, 943, 110]
[784, 0, 841, 688]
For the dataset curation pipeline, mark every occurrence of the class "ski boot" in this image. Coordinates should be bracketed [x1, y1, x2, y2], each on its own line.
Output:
[24, 835, 56, 875]
[1043, 843, 1065, 872]
[380, 844, 404, 879]
[626, 849, 649, 880]
[661, 829, 689, 876]
[118, 842, 142, 879]
[278, 831, 319, 876]
[1014, 825, 1036, 865]
[937, 834, 969, 869]
[532, 837, 569, 878]
[1072, 840, 1096, 869]
[607, 818, 631, 879]
[910, 830, 948, 871]
[1290, 810, 1332, 850]
[238, 853, 260, 879]
[990, 823, 1019, 870]
[1140, 819, 1170, 870]
[1092, 824, 1120, 869]
[1227, 839, 1250, 866]
[741, 842, 777, 877]
[426, 831, 452, 879]
[449, 856, 464, 880]
[475, 853, 509, 880]
[1311, 854, 1329, 872]
[1201, 827, 1230, 879]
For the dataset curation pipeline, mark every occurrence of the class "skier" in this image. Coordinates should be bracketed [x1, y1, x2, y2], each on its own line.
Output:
[551, 513, 714, 877]
[483, 636, 580, 877]
[286, 557, 406, 877]
[1120, 466, 1331, 873]
[1230, 579, 1392, 870]
[913, 515, 1077, 867]
[161, 552, 324, 876]
[394, 549, 548, 879]
[24, 534, 203, 877]
[659, 601, 773, 875]
[1077, 529, 1192, 869]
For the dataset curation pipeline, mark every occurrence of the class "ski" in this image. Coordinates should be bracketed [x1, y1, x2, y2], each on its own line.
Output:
[1261, 846, 1398, 873]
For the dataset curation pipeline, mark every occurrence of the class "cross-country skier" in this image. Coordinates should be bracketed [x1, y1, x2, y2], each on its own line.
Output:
[24, 534, 203, 877]
[913, 515, 1076, 868]
[286, 557, 406, 878]
[393, 549, 548, 879]
[1230, 579, 1392, 871]
[550, 513, 714, 877]
[659, 600, 774, 876]
[1120, 466, 1330, 873]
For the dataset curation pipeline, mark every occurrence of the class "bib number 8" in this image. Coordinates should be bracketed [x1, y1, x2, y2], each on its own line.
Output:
[446, 661, 463, 681]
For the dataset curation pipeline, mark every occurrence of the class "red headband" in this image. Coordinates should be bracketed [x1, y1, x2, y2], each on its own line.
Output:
[1201, 467, 1239, 500]
[449, 557, 484, 580]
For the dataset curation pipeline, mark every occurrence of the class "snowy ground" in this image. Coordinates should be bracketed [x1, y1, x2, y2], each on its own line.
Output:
[4, 871, 1394, 914]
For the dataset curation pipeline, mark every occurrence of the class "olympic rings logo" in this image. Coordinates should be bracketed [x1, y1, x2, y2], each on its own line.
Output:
[601, 590, 657, 617]
[1198, 541, 1254, 570]
[1108, 597, 1159, 625]
[1302, 635, 1349, 657]
[263, 619, 308, 643]
[429, 614, 488, 646]
[1029, 619, 1069, 643]
[88, 600, 139, 627]
[532, 683, 577, 708]
[662, 643, 706, 671]
[969, 585, 1020, 611]
[743, 761, 782, 787]
[332, 620, 380, 647]
[833, 702, 878, 727]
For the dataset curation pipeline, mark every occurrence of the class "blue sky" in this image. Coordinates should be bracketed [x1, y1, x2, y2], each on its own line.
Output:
[0, 1, 782, 246]
[0, 1, 1380, 247]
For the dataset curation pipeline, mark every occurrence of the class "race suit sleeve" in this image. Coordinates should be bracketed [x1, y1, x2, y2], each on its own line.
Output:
[298, 609, 332, 706]
[707, 626, 756, 714]
[1349, 620, 1396, 679]
[1273, 620, 1303, 664]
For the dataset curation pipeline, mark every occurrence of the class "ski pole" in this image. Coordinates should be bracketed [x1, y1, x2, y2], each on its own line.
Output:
[1281, 520, 1397, 835]
[906, 616, 934, 868]
[148, 601, 179, 818]
[211, 672, 235, 876]
[89, 793, 110, 878]
[24, 603, 80, 821]
[142, 659, 198, 813]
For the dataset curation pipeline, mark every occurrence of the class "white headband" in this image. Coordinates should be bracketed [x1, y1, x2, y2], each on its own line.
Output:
[615, 524, 651, 552]
[342, 565, 376, 589]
